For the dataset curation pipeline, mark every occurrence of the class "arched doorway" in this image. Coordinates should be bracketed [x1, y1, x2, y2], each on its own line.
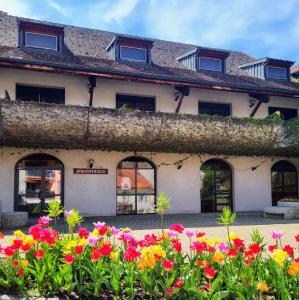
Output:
[200, 159, 233, 212]
[116, 156, 156, 215]
[15, 153, 64, 216]
[271, 160, 298, 206]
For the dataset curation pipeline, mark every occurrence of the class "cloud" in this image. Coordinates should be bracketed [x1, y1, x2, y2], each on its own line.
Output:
[46, 0, 72, 18]
[0, 0, 33, 17]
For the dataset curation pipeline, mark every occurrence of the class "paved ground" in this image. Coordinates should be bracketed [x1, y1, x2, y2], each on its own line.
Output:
[1, 212, 299, 250]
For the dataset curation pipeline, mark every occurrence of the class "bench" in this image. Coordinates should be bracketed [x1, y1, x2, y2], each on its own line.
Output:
[264, 205, 299, 220]
[1, 212, 28, 229]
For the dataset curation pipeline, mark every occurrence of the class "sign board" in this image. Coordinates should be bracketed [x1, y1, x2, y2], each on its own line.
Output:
[73, 168, 108, 175]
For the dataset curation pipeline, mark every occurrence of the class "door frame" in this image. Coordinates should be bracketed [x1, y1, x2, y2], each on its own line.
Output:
[14, 154, 64, 217]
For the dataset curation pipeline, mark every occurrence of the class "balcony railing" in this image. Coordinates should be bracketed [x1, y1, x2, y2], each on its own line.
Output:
[0, 99, 297, 157]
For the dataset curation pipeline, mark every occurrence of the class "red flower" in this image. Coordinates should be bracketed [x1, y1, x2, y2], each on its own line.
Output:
[64, 255, 75, 264]
[169, 224, 184, 233]
[196, 232, 206, 238]
[34, 250, 44, 260]
[12, 259, 19, 267]
[227, 249, 238, 258]
[21, 244, 31, 252]
[171, 239, 182, 253]
[90, 252, 101, 262]
[166, 287, 173, 295]
[124, 246, 140, 262]
[283, 244, 294, 257]
[138, 234, 159, 247]
[75, 245, 83, 255]
[233, 238, 245, 249]
[78, 227, 89, 239]
[246, 281, 251, 287]
[29, 225, 42, 240]
[162, 260, 174, 271]
[190, 241, 207, 254]
[12, 239, 23, 250]
[174, 278, 184, 289]
[4, 246, 15, 257]
[0, 232, 4, 239]
[249, 243, 261, 255]
[17, 268, 24, 276]
[244, 258, 251, 265]
[295, 257, 299, 263]
[100, 244, 112, 256]
[204, 267, 217, 279]
[268, 244, 277, 252]
[295, 234, 299, 243]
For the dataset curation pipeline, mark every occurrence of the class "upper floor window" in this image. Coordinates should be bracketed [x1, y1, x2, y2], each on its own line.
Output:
[267, 66, 288, 80]
[199, 101, 231, 116]
[268, 106, 297, 120]
[199, 57, 222, 72]
[16, 84, 65, 105]
[120, 46, 147, 62]
[25, 32, 58, 50]
[116, 94, 155, 111]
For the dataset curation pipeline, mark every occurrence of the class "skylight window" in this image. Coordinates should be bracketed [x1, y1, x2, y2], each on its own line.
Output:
[199, 57, 222, 72]
[25, 32, 58, 50]
[267, 66, 287, 80]
[120, 46, 147, 62]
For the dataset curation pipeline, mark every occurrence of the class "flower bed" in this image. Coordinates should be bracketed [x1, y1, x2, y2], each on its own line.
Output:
[0, 209, 299, 299]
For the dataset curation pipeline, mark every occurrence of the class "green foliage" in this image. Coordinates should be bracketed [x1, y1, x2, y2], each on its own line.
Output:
[118, 104, 132, 113]
[217, 207, 236, 226]
[155, 192, 171, 214]
[45, 201, 64, 219]
[155, 192, 171, 233]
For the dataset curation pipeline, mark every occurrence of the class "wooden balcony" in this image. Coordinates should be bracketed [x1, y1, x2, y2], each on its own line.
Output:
[0, 99, 297, 157]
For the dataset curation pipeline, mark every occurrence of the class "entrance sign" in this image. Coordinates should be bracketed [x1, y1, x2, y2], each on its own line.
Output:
[73, 168, 108, 175]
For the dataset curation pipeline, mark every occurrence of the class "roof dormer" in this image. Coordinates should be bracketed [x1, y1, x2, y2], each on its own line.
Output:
[18, 20, 64, 52]
[238, 58, 294, 81]
[106, 35, 154, 64]
[176, 47, 229, 73]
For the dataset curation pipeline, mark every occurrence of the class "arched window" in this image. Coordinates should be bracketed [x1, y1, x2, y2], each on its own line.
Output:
[116, 156, 156, 215]
[271, 160, 298, 205]
[15, 153, 64, 216]
[200, 159, 233, 212]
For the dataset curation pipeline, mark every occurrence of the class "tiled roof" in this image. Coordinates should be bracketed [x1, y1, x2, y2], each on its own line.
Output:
[1, 10, 299, 96]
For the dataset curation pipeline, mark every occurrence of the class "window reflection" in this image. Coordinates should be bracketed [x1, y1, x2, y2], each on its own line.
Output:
[117, 157, 156, 214]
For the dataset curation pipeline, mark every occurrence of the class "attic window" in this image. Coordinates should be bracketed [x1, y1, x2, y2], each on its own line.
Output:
[267, 66, 287, 80]
[120, 46, 147, 62]
[199, 57, 222, 72]
[25, 32, 57, 50]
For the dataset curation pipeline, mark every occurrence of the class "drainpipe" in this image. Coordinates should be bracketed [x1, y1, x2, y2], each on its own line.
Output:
[4, 90, 11, 100]
[88, 76, 97, 107]
[174, 86, 190, 113]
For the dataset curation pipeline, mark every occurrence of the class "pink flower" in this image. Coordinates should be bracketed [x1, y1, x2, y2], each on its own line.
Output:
[271, 231, 283, 240]
[185, 229, 195, 238]
[167, 230, 176, 238]
[64, 210, 73, 218]
[111, 226, 119, 236]
[88, 237, 98, 245]
[93, 221, 106, 231]
[38, 216, 52, 227]
[218, 242, 229, 253]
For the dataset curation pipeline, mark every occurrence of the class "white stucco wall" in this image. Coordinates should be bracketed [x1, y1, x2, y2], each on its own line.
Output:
[1, 148, 299, 215]
[1, 68, 299, 117]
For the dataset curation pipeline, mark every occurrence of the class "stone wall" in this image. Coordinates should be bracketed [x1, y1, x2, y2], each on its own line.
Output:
[0, 99, 295, 156]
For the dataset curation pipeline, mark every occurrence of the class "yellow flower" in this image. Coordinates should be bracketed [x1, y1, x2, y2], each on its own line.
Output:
[22, 259, 29, 267]
[23, 235, 36, 245]
[14, 230, 25, 239]
[207, 237, 222, 246]
[272, 249, 288, 267]
[137, 245, 166, 272]
[227, 232, 240, 241]
[110, 251, 120, 261]
[91, 229, 99, 236]
[288, 262, 299, 276]
[212, 253, 224, 263]
[122, 227, 132, 232]
[197, 236, 207, 243]
[257, 282, 269, 293]
[78, 238, 88, 246]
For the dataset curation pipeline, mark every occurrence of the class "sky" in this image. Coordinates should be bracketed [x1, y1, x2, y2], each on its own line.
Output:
[1, 0, 299, 62]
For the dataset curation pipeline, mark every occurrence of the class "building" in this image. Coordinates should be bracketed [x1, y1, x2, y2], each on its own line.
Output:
[1, 10, 299, 217]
